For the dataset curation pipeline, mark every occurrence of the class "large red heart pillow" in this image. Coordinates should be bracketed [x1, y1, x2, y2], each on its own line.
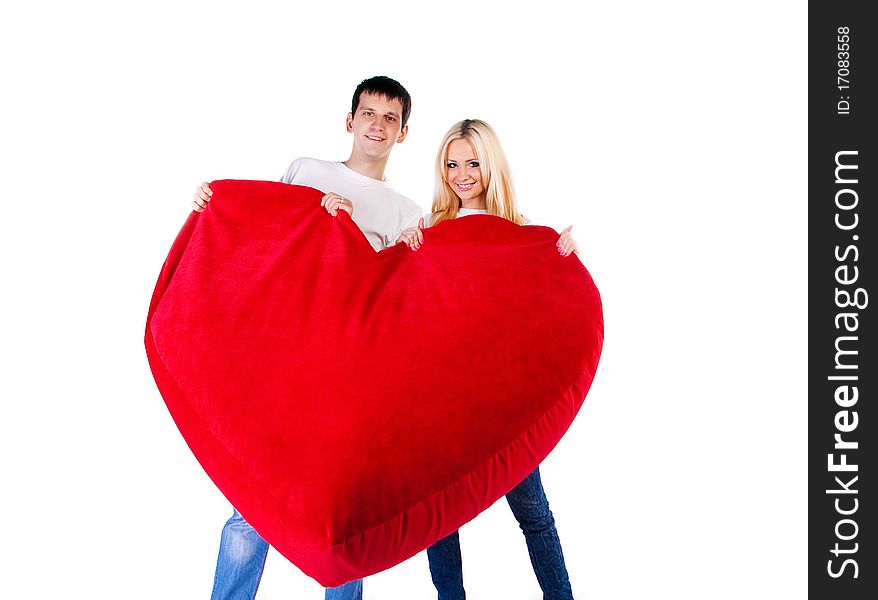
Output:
[145, 180, 603, 586]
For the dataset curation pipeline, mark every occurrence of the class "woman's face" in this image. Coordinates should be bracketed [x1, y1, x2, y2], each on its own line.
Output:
[445, 138, 486, 208]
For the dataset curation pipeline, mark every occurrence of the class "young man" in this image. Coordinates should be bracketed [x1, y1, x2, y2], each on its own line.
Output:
[192, 75, 421, 600]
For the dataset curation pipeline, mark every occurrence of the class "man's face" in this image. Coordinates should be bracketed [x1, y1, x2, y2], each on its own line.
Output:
[346, 92, 408, 161]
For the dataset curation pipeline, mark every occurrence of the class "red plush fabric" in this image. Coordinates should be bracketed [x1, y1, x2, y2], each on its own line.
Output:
[145, 180, 603, 586]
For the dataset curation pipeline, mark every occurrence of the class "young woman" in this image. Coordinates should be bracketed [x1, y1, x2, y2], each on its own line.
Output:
[398, 119, 577, 600]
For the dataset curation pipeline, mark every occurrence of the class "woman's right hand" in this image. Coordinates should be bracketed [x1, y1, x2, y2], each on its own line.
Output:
[557, 225, 579, 256]
[396, 218, 425, 251]
[192, 182, 212, 212]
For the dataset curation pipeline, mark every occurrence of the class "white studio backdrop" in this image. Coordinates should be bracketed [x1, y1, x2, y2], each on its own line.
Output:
[0, 1, 806, 598]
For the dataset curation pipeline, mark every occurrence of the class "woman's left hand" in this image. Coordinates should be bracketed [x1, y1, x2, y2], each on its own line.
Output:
[396, 218, 425, 251]
[557, 225, 579, 256]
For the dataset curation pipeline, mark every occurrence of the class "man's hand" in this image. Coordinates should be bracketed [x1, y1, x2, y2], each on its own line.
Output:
[321, 192, 353, 217]
[396, 218, 425, 251]
[192, 182, 212, 212]
[557, 225, 579, 256]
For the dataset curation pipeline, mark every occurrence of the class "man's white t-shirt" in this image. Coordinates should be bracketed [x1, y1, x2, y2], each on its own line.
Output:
[280, 158, 421, 251]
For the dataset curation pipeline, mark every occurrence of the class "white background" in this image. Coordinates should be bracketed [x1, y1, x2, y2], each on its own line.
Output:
[1, 1, 806, 598]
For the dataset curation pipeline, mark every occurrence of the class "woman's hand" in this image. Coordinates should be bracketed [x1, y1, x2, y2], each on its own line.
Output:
[396, 218, 425, 251]
[192, 182, 212, 212]
[557, 225, 579, 256]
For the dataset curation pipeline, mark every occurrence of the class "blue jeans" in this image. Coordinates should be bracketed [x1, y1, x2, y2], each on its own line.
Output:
[426, 467, 573, 600]
[209, 508, 363, 600]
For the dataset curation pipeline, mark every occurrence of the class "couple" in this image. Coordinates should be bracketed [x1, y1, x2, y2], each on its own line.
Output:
[192, 76, 577, 600]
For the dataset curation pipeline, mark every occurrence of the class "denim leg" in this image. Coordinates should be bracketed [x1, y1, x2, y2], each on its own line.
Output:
[325, 579, 363, 600]
[210, 509, 270, 600]
[506, 468, 574, 600]
[426, 530, 466, 600]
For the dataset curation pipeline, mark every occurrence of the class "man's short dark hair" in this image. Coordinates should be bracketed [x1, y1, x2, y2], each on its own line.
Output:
[351, 76, 412, 127]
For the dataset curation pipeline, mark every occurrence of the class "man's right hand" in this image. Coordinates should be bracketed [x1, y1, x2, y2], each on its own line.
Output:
[192, 182, 212, 212]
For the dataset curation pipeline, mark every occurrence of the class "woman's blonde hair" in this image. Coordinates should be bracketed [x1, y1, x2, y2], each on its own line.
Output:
[430, 119, 526, 226]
